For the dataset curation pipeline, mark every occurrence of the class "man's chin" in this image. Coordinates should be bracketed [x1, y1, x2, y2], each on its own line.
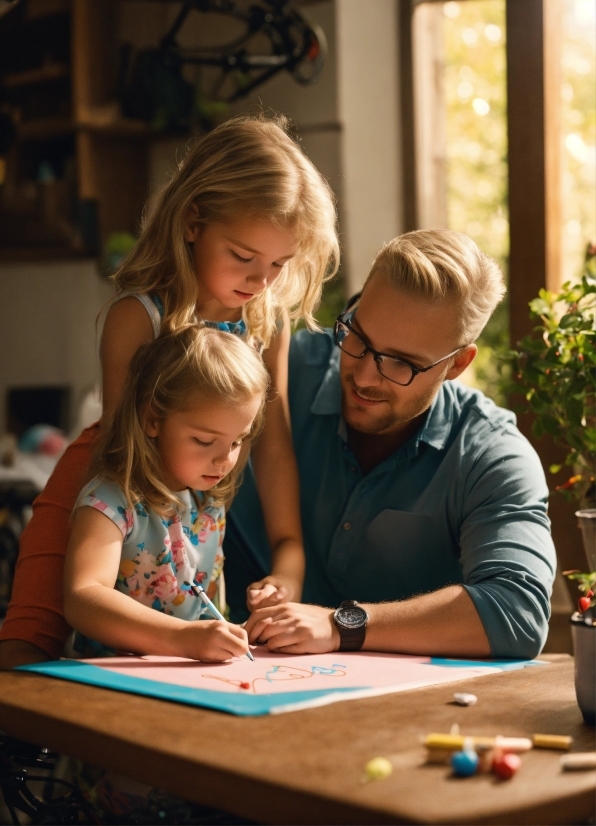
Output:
[342, 401, 396, 435]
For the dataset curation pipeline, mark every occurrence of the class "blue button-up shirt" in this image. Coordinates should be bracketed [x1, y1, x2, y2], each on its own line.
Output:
[224, 330, 556, 658]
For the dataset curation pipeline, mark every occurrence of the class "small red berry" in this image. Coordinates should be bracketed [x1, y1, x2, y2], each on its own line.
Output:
[578, 597, 591, 613]
[492, 753, 521, 779]
[587, 590, 594, 598]
[239, 682, 250, 690]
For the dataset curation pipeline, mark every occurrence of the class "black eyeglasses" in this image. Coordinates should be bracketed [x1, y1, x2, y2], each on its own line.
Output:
[333, 295, 466, 387]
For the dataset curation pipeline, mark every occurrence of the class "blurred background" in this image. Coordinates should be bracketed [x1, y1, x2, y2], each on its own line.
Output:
[0, 0, 594, 643]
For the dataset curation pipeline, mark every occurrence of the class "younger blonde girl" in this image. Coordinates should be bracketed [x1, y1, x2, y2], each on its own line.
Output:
[64, 325, 269, 660]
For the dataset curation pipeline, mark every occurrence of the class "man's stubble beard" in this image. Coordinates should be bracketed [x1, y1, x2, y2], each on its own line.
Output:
[341, 382, 406, 435]
[340, 376, 436, 436]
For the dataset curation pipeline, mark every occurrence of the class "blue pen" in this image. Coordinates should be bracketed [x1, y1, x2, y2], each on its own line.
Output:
[184, 581, 255, 662]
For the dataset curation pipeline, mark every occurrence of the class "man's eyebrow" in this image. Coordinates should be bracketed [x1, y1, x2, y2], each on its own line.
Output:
[350, 316, 422, 363]
[226, 237, 295, 260]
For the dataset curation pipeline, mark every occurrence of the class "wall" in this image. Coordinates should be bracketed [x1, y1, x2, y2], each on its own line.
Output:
[0, 260, 112, 434]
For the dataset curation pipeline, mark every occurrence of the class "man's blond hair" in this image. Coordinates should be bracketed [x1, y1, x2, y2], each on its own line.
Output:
[365, 229, 506, 342]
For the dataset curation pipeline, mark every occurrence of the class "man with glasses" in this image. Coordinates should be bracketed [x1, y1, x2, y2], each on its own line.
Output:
[225, 230, 555, 659]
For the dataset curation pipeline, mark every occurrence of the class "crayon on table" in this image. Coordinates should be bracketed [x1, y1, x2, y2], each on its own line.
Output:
[532, 733, 572, 750]
[560, 752, 596, 771]
[424, 734, 532, 753]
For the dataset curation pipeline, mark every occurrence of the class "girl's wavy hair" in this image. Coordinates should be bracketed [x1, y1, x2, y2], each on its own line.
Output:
[91, 325, 269, 516]
[112, 113, 340, 348]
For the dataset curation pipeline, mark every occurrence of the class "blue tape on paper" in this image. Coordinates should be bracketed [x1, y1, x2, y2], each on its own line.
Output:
[429, 658, 548, 671]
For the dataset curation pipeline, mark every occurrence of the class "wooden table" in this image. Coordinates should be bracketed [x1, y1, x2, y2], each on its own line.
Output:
[0, 654, 594, 825]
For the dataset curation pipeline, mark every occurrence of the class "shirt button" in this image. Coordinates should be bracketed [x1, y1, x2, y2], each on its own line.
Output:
[343, 522, 352, 531]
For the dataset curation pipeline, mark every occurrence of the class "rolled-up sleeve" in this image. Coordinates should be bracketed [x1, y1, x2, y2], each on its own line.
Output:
[458, 427, 556, 659]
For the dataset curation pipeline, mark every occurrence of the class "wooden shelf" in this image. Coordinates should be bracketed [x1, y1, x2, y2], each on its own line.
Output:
[0, 246, 91, 262]
[3, 63, 70, 88]
[16, 113, 150, 142]
[0, 0, 151, 262]
[17, 117, 75, 140]
[77, 106, 151, 138]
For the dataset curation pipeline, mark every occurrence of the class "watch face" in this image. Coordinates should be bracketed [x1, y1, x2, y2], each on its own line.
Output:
[336, 605, 367, 629]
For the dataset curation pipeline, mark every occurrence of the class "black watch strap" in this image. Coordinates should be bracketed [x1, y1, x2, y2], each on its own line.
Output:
[333, 600, 368, 652]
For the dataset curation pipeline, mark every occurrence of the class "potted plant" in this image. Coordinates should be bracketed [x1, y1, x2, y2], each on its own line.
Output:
[509, 244, 595, 725]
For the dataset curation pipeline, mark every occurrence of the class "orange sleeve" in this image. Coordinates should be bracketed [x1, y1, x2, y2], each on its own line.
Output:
[0, 424, 99, 659]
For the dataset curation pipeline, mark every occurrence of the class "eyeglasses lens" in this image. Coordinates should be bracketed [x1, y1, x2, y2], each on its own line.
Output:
[336, 323, 413, 385]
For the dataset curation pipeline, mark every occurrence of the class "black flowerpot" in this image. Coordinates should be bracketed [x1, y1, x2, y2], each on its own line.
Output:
[570, 610, 595, 726]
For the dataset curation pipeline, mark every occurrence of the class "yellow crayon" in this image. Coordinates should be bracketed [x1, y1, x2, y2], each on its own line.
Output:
[424, 733, 532, 753]
[532, 734, 572, 750]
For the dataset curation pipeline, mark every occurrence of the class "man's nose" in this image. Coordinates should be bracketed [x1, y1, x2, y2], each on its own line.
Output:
[352, 350, 382, 386]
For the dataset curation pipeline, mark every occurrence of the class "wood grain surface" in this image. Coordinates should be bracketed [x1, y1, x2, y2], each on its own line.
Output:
[0, 655, 594, 824]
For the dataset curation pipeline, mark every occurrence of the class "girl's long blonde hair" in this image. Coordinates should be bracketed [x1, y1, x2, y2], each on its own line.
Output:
[91, 325, 269, 515]
[113, 113, 339, 348]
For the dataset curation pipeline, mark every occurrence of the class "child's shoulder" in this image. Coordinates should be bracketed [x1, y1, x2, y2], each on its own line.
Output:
[76, 477, 138, 538]
[78, 476, 126, 506]
[103, 294, 158, 342]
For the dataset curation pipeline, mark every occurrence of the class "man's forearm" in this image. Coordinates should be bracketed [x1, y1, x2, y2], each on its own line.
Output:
[362, 585, 491, 658]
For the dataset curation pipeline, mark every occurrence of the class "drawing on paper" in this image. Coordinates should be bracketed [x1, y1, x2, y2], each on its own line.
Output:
[202, 663, 348, 694]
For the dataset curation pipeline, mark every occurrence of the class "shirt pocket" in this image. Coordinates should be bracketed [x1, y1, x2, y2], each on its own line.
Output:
[360, 509, 462, 600]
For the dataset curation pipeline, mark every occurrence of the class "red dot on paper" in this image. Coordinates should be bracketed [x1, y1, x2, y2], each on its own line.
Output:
[240, 682, 250, 690]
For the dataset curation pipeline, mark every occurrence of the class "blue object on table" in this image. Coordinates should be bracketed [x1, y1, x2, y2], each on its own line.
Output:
[451, 749, 479, 777]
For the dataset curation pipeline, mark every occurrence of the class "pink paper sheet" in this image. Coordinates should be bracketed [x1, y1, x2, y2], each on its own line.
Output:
[82, 649, 497, 697]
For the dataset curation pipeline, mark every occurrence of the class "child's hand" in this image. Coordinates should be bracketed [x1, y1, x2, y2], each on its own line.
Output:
[246, 575, 300, 610]
[179, 620, 249, 662]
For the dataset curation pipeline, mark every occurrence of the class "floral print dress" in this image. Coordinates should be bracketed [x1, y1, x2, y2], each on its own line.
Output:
[72, 478, 225, 656]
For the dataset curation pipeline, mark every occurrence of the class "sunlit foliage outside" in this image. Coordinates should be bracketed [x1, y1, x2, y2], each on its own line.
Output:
[313, 0, 595, 407]
[440, 0, 594, 405]
[442, 0, 509, 404]
[561, 0, 596, 283]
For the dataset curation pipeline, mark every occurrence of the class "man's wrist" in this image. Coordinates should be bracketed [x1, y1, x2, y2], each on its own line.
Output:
[332, 600, 369, 651]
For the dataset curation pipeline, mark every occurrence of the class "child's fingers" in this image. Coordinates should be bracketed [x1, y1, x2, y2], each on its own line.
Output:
[247, 583, 278, 607]
[250, 589, 288, 610]
[228, 623, 249, 642]
[184, 620, 248, 661]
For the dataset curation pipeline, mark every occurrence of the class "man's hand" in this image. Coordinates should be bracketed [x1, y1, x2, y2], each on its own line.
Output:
[246, 574, 301, 610]
[245, 602, 340, 654]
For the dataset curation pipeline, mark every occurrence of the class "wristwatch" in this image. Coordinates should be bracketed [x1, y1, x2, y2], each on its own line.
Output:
[333, 600, 368, 651]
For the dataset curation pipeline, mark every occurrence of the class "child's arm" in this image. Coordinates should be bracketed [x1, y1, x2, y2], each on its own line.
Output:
[100, 297, 156, 423]
[248, 314, 305, 610]
[64, 507, 249, 661]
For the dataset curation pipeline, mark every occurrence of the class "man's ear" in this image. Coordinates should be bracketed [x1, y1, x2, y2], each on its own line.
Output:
[143, 408, 161, 439]
[183, 202, 201, 243]
[445, 344, 477, 381]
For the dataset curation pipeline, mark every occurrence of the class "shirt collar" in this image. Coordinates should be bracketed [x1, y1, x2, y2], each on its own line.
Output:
[310, 345, 454, 452]
[413, 385, 455, 451]
[311, 347, 342, 415]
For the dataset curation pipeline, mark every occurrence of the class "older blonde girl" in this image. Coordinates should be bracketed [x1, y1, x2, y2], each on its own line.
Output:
[1, 113, 339, 668]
